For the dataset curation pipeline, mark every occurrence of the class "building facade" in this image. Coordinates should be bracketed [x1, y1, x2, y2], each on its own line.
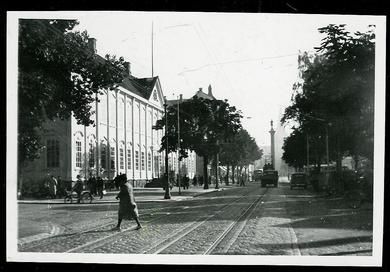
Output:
[20, 40, 170, 187]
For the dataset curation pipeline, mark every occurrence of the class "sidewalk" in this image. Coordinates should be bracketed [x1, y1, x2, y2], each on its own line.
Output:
[18, 183, 239, 204]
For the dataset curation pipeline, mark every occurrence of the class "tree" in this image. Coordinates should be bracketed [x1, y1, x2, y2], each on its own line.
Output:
[18, 19, 127, 164]
[220, 129, 262, 184]
[154, 96, 242, 189]
[282, 24, 375, 184]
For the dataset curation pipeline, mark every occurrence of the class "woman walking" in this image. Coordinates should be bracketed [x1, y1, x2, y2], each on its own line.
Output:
[112, 176, 142, 231]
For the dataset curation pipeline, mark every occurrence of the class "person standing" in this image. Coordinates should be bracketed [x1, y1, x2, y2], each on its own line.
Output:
[96, 176, 104, 199]
[112, 176, 142, 231]
[48, 175, 58, 199]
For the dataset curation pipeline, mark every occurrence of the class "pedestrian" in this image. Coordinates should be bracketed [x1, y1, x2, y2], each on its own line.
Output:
[112, 177, 142, 231]
[72, 175, 84, 203]
[48, 175, 58, 199]
[89, 175, 97, 195]
[193, 175, 198, 186]
[96, 176, 104, 199]
[183, 175, 189, 189]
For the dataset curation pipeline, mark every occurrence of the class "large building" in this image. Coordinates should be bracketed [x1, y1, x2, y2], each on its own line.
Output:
[21, 39, 171, 187]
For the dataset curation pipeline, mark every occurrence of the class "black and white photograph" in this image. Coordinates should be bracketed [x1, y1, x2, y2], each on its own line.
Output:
[6, 10, 386, 266]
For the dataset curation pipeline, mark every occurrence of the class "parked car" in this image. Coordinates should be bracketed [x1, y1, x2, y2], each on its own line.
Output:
[261, 170, 278, 187]
[144, 177, 173, 190]
[290, 172, 308, 190]
[253, 169, 263, 181]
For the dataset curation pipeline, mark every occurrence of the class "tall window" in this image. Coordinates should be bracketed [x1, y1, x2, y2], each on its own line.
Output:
[141, 152, 145, 170]
[119, 147, 124, 170]
[147, 152, 152, 171]
[135, 151, 139, 170]
[47, 139, 60, 168]
[101, 144, 107, 169]
[76, 140, 82, 168]
[89, 142, 95, 168]
[127, 148, 132, 170]
[154, 155, 159, 174]
[110, 146, 115, 170]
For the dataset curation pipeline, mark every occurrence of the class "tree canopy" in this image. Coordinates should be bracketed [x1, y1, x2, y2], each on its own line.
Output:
[154, 96, 242, 188]
[18, 19, 127, 163]
[281, 24, 375, 171]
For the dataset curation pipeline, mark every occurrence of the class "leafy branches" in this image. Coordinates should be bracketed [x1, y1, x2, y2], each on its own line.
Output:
[18, 19, 127, 163]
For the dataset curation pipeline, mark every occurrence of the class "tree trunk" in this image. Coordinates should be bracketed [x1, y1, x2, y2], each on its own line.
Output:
[232, 165, 235, 184]
[336, 134, 343, 193]
[226, 164, 230, 185]
[203, 155, 209, 189]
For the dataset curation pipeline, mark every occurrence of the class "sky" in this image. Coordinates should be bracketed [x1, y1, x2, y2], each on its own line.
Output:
[71, 11, 377, 148]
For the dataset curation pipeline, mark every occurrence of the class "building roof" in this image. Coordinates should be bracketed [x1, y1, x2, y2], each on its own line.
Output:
[193, 89, 215, 100]
[94, 54, 159, 101]
[120, 76, 159, 100]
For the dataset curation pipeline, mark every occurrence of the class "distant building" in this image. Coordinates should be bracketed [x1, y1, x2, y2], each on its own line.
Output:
[166, 85, 216, 180]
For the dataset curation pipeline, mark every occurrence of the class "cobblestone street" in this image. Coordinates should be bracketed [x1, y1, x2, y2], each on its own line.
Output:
[17, 181, 373, 255]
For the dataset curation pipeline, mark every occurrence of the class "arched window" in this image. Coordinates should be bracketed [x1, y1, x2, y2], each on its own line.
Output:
[135, 145, 140, 170]
[127, 143, 132, 170]
[110, 141, 116, 170]
[147, 150, 152, 171]
[100, 139, 107, 169]
[141, 150, 145, 170]
[119, 142, 125, 170]
[74, 132, 84, 168]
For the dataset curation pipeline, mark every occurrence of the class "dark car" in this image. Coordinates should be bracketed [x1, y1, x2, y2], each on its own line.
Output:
[253, 169, 263, 181]
[261, 170, 278, 187]
[144, 177, 173, 190]
[290, 172, 308, 190]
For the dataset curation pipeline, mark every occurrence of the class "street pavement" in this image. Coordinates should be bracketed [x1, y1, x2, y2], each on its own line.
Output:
[17, 180, 373, 256]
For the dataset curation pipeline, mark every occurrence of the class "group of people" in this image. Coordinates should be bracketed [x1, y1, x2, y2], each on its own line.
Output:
[86, 175, 105, 199]
[44, 174, 64, 199]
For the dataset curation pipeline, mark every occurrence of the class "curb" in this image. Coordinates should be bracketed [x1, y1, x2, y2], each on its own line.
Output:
[17, 186, 236, 204]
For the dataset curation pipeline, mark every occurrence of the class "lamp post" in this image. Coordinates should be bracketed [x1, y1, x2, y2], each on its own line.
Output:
[215, 139, 220, 190]
[163, 96, 171, 199]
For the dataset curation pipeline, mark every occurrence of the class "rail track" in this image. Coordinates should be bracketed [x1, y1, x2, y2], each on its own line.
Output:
[20, 184, 269, 254]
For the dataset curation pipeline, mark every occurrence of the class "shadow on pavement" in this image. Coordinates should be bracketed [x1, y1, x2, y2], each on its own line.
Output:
[254, 235, 372, 250]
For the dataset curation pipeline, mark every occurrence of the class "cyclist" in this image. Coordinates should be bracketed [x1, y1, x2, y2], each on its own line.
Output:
[72, 175, 84, 203]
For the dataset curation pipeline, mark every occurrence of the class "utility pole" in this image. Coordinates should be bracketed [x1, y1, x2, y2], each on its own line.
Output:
[163, 96, 171, 199]
[215, 139, 219, 189]
[151, 21, 154, 77]
[306, 134, 310, 171]
[325, 125, 329, 166]
[177, 94, 182, 195]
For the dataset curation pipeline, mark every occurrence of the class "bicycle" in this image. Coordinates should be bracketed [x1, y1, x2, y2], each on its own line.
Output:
[64, 190, 93, 204]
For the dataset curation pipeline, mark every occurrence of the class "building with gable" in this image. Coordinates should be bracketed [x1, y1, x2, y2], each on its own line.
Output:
[20, 38, 168, 187]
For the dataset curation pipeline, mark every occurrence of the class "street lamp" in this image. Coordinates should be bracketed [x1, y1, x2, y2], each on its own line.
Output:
[163, 96, 171, 199]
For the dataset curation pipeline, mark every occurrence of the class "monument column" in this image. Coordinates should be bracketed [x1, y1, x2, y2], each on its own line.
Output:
[269, 120, 275, 169]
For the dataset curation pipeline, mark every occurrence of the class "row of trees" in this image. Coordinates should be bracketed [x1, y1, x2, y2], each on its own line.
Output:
[154, 96, 262, 189]
[281, 24, 375, 183]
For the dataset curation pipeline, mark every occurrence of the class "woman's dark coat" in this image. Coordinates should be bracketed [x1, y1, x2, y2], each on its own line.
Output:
[117, 182, 139, 220]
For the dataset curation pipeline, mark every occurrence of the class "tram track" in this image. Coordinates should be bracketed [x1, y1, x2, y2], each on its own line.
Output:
[71, 187, 256, 253]
[140, 186, 268, 255]
[20, 184, 269, 254]
[18, 204, 183, 252]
